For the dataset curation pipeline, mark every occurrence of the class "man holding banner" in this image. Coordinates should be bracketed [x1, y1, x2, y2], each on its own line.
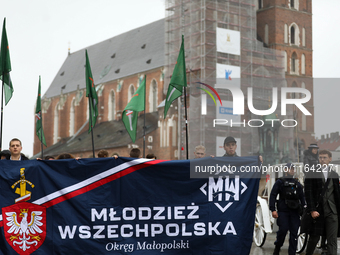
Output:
[223, 136, 239, 157]
[193, 145, 206, 159]
[223, 136, 263, 163]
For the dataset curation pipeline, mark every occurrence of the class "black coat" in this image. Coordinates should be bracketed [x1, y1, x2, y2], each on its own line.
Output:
[303, 149, 319, 171]
[5, 153, 29, 160]
[304, 168, 340, 236]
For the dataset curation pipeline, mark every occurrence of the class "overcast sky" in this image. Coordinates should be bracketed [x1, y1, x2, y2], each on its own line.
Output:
[0, 0, 338, 156]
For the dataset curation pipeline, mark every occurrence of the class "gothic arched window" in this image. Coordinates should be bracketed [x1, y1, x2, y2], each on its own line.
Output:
[290, 26, 295, 44]
[291, 52, 298, 74]
[149, 80, 158, 112]
[128, 84, 135, 102]
[289, 23, 300, 46]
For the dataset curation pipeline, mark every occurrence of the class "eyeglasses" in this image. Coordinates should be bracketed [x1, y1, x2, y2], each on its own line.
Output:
[195, 153, 204, 155]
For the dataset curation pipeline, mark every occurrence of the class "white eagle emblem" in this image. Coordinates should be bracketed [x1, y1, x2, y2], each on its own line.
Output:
[5, 208, 43, 251]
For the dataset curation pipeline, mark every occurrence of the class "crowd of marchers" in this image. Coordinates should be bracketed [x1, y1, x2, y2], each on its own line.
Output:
[0, 138, 157, 161]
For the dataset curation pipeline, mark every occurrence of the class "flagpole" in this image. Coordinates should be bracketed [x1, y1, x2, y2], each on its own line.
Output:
[40, 116, 43, 159]
[0, 75, 3, 150]
[184, 86, 189, 160]
[143, 75, 146, 158]
[39, 75, 43, 159]
[88, 97, 95, 158]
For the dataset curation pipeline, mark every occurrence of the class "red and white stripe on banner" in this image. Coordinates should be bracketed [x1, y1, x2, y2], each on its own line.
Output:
[0, 158, 166, 227]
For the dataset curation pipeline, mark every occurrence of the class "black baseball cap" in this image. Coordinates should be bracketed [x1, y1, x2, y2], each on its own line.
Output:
[285, 163, 295, 169]
[224, 136, 237, 145]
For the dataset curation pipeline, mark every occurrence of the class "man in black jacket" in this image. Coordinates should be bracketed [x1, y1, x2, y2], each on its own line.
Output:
[269, 163, 305, 255]
[303, 143, 327, 252]
[304, 150, 340, 255]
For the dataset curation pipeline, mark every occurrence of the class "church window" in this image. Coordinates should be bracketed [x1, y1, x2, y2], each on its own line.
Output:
[289, 23, 300, 46]
[291, 52, 298, 74]
[108, 90, 116, 121]
[149, 79, 158, 112]
[290, 26, 295, 44]
[290, 0, 299, 10]
[128, 84, 135, 102]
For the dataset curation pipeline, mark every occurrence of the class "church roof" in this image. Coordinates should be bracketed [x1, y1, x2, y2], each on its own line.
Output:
[31, 112, 159, 159]
[43, 19, 165, 99]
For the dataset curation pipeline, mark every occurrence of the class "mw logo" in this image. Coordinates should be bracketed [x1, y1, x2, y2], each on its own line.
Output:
[200, 176, 247, 213]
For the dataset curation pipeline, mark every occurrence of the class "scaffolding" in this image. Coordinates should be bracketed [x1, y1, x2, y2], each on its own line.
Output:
[165, 0, 294, 164]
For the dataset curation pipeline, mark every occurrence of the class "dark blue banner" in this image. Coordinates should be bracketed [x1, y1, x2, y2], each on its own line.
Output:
[0, 157, 260, 254]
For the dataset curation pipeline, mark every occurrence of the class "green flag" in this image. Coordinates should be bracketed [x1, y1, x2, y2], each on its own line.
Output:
[122, 76, 146, 142]
[35, 76, 46, 146]
[85, 50, 98, 133]
[164, 35, 187, 118]
[0, 18, 13, 105]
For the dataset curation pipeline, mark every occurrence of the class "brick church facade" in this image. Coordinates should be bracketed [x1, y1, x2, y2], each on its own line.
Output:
[256, 0, 314, 159]
[33, 20, 177, 159]
[33, 0, 314, 161]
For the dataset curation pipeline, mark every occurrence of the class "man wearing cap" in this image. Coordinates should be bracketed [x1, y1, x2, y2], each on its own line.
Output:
[269, 163, 305, 255]
[304, 149, 340, 255]
[223, 136, 263, 162]
[223, 136, 238, 157]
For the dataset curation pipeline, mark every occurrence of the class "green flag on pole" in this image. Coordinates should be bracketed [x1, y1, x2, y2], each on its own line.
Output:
[0, 18, 13, 105]
[122, 76, 146, 143]
[164, 35, 187, 118]
[85, 50, 98, 133]
[35, 76, 46, 146]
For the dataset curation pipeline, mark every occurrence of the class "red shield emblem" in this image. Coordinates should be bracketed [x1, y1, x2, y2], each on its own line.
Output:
[2, 202, 46, 255]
